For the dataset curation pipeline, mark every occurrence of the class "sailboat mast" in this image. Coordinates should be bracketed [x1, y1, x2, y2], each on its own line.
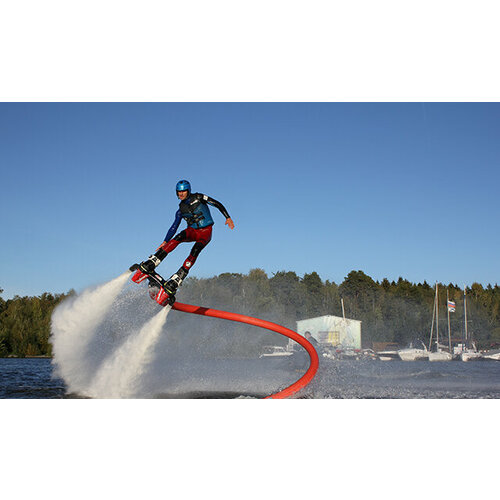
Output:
[447, 289, 452, 352]
[429, 284, 436, 351]
[436, 283, 439, 348]
[464, 285, 469, 346]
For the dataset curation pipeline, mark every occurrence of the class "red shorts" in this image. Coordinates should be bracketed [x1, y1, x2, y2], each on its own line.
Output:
[162, 225, 213, 269]
[182, 225, 213, 245]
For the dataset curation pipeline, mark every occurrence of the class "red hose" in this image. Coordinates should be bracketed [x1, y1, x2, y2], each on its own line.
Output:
[171, 302, 319, 399]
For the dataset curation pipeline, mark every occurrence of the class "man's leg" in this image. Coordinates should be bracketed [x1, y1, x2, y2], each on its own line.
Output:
[155, 230, 188, 261]
[139, 229, 190, 274]
[167, 226, 212, 289]
[183, 239, 210, 271]
[132, 229, 192, 284]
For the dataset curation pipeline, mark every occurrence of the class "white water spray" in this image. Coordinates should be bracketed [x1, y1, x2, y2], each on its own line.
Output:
[51, 271, 172, 397]
[51, 272, 131, 394]
[88, 306, 170, 398]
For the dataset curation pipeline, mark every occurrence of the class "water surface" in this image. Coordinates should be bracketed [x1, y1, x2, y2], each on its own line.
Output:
[1, 357, 499, 398]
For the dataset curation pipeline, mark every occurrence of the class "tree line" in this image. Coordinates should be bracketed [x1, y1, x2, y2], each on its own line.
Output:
[0, 289, 73, 357]
[1, 270, 499, 357]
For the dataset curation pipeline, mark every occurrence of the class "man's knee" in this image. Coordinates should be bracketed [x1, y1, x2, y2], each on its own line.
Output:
[173, 231, 187, 242]
[191, 241, 208, 258]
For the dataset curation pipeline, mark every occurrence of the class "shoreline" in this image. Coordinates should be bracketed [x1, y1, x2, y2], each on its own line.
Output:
[1, 355, 52, 359]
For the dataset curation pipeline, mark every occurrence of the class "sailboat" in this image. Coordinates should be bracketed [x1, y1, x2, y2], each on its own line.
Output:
[428, 283, 452, 362]
[459, 286, 482, 362]
[398, 341, 428, 361]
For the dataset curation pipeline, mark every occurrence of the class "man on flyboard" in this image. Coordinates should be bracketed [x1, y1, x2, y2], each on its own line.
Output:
[131, 179, 235, 305]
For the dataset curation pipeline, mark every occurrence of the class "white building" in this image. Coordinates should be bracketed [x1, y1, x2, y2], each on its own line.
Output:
[292, 315, 362, 349]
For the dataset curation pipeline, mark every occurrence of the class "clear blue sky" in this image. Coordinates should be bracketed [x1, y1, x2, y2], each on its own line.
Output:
[1, 102, 499, 299]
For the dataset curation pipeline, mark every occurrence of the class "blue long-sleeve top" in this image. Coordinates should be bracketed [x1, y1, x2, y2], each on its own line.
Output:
[164, 192, 230, 242]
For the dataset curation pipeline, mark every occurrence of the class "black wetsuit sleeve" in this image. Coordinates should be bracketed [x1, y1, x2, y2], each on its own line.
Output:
[201, 193, 231, 219]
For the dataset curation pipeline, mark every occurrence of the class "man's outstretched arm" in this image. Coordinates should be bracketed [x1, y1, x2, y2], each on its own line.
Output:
[204, 194, 235, 230]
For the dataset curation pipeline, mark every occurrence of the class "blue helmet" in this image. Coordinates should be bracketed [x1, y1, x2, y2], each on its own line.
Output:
[176, 179, 191, 194]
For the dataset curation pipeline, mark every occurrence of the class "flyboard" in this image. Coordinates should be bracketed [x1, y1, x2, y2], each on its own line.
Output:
[129, 261, 319, 398]
[129, 262, 178, 306]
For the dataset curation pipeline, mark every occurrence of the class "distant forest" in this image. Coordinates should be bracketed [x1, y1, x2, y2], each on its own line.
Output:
[1, 270, 499, 357]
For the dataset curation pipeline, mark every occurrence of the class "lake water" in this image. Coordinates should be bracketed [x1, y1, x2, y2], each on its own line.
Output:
[0, 358, 66, 399]
[1, 357, 499, 398]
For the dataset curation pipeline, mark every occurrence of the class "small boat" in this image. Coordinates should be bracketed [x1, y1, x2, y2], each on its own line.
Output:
[398, 342, 429, 361]
[461, 349, 482, 362]
[377, 350, 400, 361]
[259, 346, 293, 358]
[482, 349, 500, 361]
[429, 349, 453, 362]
